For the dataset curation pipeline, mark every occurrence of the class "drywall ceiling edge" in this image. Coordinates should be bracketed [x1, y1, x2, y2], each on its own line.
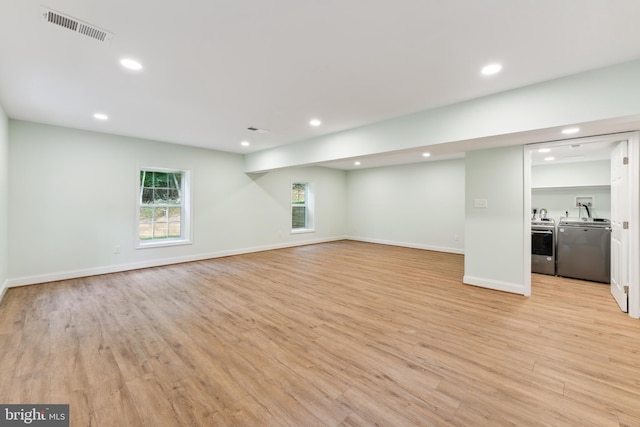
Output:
[244, 59, 640, 173]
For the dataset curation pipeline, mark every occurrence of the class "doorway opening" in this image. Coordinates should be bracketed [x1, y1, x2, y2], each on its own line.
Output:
[523, 132, 640, 318]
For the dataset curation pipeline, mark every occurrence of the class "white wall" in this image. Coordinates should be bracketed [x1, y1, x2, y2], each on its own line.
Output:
[0, 104, 8, 299]
[464, 145, 526, 294]
[532, 160, 611, 220]
[7, 120, 347, 286]
[246, 59, 640, 172]
[532, 187, 611, 221]
[346, 159, 465, 253]
[532, 160, 610, 188]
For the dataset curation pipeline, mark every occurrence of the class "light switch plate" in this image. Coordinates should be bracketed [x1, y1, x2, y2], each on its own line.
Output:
[473, 199, 488, 208]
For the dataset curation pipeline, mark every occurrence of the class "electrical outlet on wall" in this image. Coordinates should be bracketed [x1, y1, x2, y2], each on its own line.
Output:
[113, 245, 120, 254]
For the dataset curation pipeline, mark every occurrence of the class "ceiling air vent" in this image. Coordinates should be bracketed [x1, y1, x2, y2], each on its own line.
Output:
[247, 127, 271, 134]
[41, 7, 113, 42]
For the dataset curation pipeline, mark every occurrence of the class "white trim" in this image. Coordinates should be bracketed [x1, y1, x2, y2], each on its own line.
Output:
[463, 275, 526, 295]
[346, 236, 464, 255]
[523, 147, 532, 296]
[290, 228, 315, 235]
[5, 237, 465, 288]
[5, 236, 348, 288]
[627, 132, 640, 319]
[0, 280, 8, 303]
[137, 238, 193, 249]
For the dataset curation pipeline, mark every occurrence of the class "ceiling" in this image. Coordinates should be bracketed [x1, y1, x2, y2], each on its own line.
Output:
[2, 1, 640, 168]
[530, 140, 618, 166]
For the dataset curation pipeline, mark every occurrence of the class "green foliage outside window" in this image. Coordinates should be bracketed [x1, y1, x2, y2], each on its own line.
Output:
[292, 182, 307, 229]
[139, 171, 183, 240]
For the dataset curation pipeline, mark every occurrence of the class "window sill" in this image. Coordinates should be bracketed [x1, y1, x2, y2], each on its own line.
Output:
[136, 239, 192, 249]
[291, 228, 315, 235]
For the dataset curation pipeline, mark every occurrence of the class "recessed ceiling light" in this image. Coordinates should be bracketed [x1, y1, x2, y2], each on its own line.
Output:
[241, 141, 250, 147]
[93, 113, 108, 120]
[310, 119, 321, 127]
[538, 148, 551, 153]
[354, 161, 361, 166]
[481, 63, 502, 76]
[120, 58, 143, 71]
[422, 152, 431, 157]
[561, 127, 580, 135]
[544, 156, 555, 161]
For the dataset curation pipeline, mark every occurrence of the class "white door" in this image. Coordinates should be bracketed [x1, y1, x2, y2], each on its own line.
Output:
[611, 140, 629, 312]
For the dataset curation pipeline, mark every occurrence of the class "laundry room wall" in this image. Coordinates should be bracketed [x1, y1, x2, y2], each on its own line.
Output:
[531, 160, 611, 220]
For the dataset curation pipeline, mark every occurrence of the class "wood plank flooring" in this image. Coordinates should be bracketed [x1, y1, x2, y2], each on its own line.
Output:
[1, 240, 640, 426]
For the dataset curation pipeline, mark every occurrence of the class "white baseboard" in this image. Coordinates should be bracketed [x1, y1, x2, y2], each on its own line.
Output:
[6, 236, 347, 288]
[345, 236, 464, 255]
[463, 275, 526, 295]
[0, 279, 7, 303]
[4, 238, 528, 299]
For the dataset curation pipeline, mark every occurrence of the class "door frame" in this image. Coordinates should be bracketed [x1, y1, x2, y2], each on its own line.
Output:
[523, 132, 640, 319]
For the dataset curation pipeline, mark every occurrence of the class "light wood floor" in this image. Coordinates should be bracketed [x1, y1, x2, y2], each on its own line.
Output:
[1, 240, 640, 426]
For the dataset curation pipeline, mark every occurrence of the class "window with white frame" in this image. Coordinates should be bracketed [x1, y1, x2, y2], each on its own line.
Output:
[291, 181, 314, 232]
[138, 168, 191, 247]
